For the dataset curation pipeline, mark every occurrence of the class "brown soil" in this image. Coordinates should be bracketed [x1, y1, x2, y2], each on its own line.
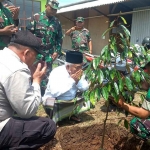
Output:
[38, 95, 150, 150]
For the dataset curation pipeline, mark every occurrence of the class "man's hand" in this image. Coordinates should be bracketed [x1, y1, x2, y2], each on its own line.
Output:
[52, 52, 58, 61]
[4, 5, 20, 20]
[0, 25, 17, 35]
[109, 95, 124, 108]
[71, 69, 83, 83]
[12, 7, 20, 20]
[32, 62, 47, 84]
[71, 26, 76, 31]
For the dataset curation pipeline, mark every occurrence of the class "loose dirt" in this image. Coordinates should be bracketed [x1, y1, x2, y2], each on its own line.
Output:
[38, 94, 149, 150]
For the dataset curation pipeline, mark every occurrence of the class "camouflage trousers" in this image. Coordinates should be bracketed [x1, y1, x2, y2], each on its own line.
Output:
[130, 117, 150, 140]
[41, 62, 52, 96]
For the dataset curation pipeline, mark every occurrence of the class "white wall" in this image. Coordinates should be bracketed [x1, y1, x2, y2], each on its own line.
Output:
[131, 7, 150, 46]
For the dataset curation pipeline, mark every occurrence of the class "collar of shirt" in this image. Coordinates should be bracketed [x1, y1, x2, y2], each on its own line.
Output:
[3, 47, 28, 68]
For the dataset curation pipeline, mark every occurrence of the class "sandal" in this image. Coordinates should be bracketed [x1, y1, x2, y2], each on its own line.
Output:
[69, 115, 82, 123]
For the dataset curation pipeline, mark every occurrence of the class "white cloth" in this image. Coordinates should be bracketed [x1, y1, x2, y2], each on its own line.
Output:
[0, 47, 41, 132]
[43, 65, 89, 102]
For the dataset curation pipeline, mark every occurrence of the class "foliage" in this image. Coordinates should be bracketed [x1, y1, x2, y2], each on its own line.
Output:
[84, 16, 150, 106]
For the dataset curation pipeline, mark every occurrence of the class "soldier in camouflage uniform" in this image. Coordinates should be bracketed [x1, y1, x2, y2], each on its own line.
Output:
[27, 0, 63, 95]
[65, 17, 92, 54]
[112, 62, 150, 140]
[0, 0, 19, 49]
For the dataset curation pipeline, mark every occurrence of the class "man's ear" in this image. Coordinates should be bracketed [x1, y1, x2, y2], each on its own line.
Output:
[23, 49, 30, 57]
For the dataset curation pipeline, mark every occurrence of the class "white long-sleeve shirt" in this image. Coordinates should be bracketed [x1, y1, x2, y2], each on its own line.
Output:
[0, 48, 41, 132]
[43, 65, 89, 102]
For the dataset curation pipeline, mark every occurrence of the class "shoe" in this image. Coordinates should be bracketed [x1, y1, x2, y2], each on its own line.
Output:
[69, 115, 82, 123]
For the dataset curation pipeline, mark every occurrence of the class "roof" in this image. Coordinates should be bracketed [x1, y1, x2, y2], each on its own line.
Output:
[57, 0, 127, 14]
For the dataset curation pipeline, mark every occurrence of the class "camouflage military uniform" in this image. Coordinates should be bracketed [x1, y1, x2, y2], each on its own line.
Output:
[70, 28, 91, 52]
[130, 117, 150, 140]
[130, 89, 150, 140]
[0, 2, 14, 49]
[27, 11, 63, 94]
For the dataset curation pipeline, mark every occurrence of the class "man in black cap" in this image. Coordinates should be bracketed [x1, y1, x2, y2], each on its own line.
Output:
[43, 51, 90, 123]
[0, 30, 56, 149]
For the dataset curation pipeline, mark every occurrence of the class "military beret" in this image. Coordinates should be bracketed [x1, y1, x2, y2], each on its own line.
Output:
[76, 17, 84, 22]
[47, 0, 59, 10]
[10, 30, 46, 56]
[66, 51, 83, 64]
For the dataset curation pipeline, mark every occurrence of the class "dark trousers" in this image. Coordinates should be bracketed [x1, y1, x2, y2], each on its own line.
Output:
[0, 116, 56, 150]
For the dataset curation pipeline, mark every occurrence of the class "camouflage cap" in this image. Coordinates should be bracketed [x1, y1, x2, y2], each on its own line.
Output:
[47, 0, 59, 10]
[76, 17, 84, 22]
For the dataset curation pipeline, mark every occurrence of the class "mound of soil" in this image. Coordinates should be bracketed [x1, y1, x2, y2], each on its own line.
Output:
[39, 123, 149, 150]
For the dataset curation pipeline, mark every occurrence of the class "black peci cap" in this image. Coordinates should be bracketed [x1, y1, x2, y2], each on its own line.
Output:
[66, 51, 83, 64]
[10, 30, 46, 56]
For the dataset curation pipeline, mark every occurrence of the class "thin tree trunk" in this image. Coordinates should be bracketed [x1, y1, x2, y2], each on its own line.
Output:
[100, 101, 109, 150]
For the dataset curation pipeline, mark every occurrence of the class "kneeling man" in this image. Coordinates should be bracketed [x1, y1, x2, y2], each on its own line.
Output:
[43, 51, 89, 123]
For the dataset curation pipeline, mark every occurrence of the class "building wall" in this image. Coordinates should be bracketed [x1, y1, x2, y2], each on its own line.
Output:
[34, 0, 46, 12]
[131, 7, 150, 46]
[57, 5, 109, 55]
[88, 6, 109, 55]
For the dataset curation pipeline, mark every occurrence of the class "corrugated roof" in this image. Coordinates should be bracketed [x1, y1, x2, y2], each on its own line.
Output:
[57, 0, 127, 14]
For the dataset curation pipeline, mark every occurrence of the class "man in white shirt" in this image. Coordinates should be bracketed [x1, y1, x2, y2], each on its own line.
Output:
[43, 51, 89, 123]
[0, 30, 56, 149]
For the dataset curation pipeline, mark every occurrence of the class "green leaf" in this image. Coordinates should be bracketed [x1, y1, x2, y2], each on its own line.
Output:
[107, 84, 112, 92]
[114, 82, 119, 95]
[83, 90, 90, 102]
[90, 91, 96, 106]
[95, 88, 101, 100]
[119, 33, 124, 38]
[125, 77, 133, 91]
[98, 70, 104, 84]
[111, 89, 119, 102]
[120, 25, 130, 37]
[110, 69, 116, 80]
[102, 86, 109, 100]
[93, 58, 100, 70]
[119, 79, 124, 92]
[128, 50, 132, 58]
[124, 119, 129, 129]
[101, 45, 108, 56]
[110, 20, 115, 27]
[102, 27, 112, 37]
[141, 46, 147, 56]
[120, 16, 127, 24]
[118, 119, 122, 126]
[116, 71, 121, 81]
[134, 71, 141, 83]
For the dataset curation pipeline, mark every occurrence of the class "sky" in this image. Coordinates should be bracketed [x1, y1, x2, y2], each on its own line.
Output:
[59, 0, 83, 6]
